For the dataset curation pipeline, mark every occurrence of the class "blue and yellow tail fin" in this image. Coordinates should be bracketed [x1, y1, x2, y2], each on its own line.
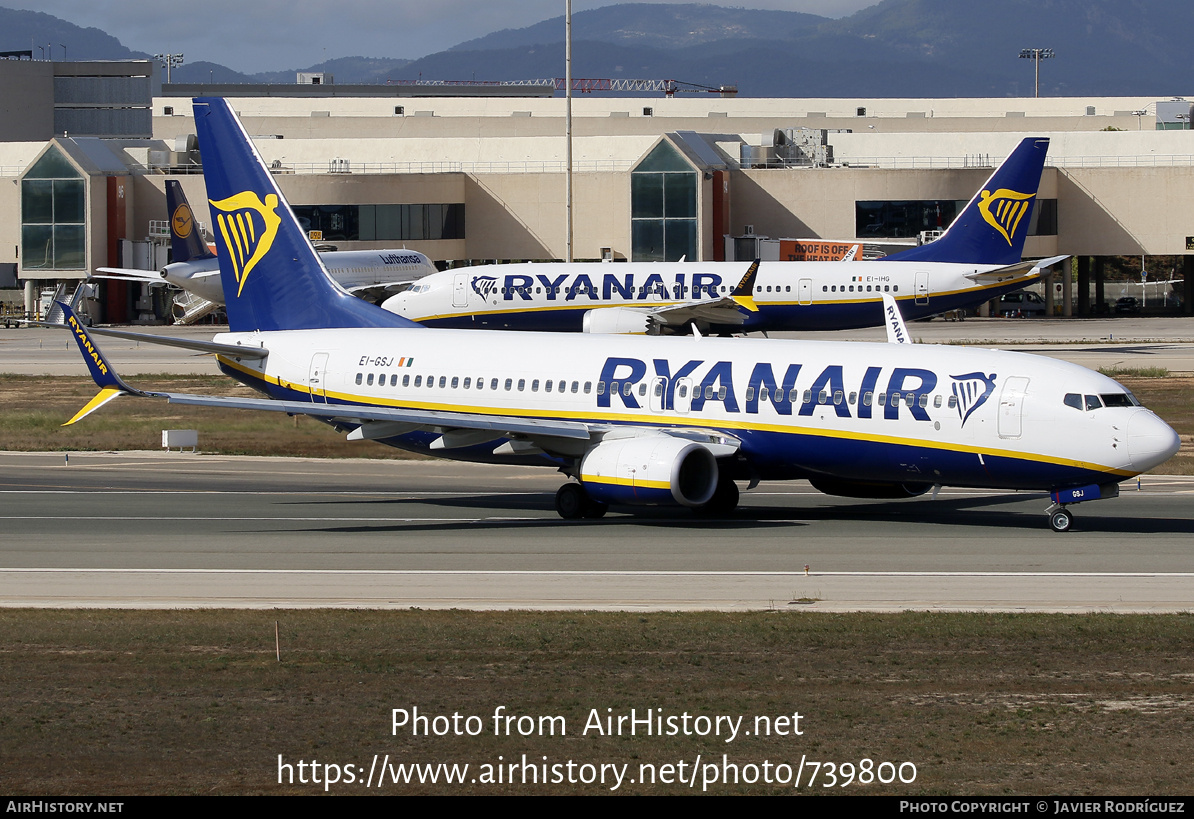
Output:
[884, 137, 1049, 266]
[191, 97, 420, 333]
[165, 180, 216, 264]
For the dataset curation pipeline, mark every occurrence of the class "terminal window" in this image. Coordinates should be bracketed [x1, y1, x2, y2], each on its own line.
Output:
[631, 141, 697, 262]
[856, 198, 1057, 239]
[20, 146, 86, 271]
[291, 203, 464, 242]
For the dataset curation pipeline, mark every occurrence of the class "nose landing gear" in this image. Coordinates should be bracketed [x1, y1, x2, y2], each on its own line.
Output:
[1044, 481, 1120, 532]
[1047, 507, 1073, 533]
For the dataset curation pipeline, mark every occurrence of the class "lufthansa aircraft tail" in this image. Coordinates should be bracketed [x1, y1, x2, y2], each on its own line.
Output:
[884, 137, 1049, 266]
[191, 97, 418, 333]
[165, 180, 216, 264]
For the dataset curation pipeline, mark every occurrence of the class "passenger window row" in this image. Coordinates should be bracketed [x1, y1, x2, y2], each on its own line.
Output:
[354, 371, 593, 395]
[823, 284, 899, 293]
[350, 369, 967, 413]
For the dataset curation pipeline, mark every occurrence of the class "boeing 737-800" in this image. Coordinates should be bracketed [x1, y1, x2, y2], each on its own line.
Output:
[57, 99, 1178, 532]
[383, 138, 1061, 334]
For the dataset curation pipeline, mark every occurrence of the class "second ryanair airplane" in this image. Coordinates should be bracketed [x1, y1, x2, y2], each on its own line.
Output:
[384, 137, 1063, 334]
[59, 99, 1178, 532]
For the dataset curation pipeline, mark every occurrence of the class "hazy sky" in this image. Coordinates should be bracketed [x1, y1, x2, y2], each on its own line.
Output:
[6, 0, 880, 74]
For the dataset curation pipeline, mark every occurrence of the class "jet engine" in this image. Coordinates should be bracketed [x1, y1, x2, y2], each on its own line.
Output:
[579, 435, 718, 507]
[582, 307, 655, 335]
[808, 477, 933, 499]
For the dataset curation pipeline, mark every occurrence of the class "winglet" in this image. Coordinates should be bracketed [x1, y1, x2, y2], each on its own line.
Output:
[730, 258, 761, 312]
[58, 302, 143, 425]
[63, 387, 126, 427]
[882, 293, 912, 344]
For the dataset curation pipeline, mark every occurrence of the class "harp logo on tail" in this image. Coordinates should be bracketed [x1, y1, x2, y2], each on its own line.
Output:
[977, 188, 1035, 246]
[950, 371, 998, 427]
[209, 191, 282, 297]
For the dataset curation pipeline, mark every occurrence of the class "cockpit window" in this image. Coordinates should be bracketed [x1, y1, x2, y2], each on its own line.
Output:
[1084, 395, 1103, 411]
[1100, 393, 1135, 408]
[1064, 393, 1083, 411]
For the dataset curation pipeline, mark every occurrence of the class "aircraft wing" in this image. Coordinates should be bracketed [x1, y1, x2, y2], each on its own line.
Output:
[345, 280, 414, 303]
[645, 295, 752, 327]
[640, 259, 762, 329]
[964, 255, 1070, 283]
[881, 293, 912, 344]
[162, 392, 593, 439]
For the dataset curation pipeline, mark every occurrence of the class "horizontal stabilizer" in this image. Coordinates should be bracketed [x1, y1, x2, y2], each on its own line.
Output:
[77, 326, 269, 360]
[964, 254, 1070, 283]
[92, 267, 163, 284]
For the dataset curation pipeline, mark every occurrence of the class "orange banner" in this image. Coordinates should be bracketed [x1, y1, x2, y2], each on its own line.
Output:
[779, 240, 861, 262]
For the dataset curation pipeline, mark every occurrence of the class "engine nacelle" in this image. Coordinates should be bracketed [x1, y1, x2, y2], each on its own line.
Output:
[580, 436, 718, 507]
[582, 306, 655, 335]
[809, 477, 933, 499]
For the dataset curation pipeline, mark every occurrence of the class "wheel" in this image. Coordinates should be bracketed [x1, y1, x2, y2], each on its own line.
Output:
[698, 476, 740, 517]
[582, 499, 608, 519]
[1048, 508, 1073, 533]
[555, 483, 587, 520]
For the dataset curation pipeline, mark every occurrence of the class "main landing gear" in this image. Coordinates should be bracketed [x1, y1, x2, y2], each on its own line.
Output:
[696, 475, 739, 517]
[554, 483, 608, 520]
[554, 477, 741, 520]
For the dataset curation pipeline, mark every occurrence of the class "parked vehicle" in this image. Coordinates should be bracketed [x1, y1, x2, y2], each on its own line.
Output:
[998, 290, 1047, 317]
[1115, 297, 1141, 314]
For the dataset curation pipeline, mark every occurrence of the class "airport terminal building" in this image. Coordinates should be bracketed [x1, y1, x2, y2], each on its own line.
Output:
[2, 59, 1192, 321]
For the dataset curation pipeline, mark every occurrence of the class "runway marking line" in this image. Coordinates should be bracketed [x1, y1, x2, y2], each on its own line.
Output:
[2, 568, 1192, 578]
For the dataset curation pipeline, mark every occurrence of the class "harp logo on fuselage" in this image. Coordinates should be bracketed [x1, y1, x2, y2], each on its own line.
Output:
[949, 371, 998, 426]
[471, 276, 498, 299]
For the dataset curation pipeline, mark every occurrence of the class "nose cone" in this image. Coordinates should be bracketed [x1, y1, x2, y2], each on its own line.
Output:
[380, 291, 408, 315]
[1127, 410, 1181, 472]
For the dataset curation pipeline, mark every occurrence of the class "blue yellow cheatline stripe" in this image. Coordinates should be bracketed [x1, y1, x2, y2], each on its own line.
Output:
[582, 475, 671, 490]
[215, 354, 1134, 477]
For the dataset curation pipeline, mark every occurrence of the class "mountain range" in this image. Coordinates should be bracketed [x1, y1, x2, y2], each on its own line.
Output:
[2, 1, 1191, 97]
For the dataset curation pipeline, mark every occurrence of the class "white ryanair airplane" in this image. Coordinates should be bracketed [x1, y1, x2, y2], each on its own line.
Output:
[57, 98, 1179, 532]
[382, 137, 1064, 334]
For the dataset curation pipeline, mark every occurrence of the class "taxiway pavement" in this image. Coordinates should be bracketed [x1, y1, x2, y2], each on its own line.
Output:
[2, 452, 1190, 612]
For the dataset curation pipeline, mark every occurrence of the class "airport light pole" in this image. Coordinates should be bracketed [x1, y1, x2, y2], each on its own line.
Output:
[1018, 48, 1054, 98]
[155, 52, 184, 83]
[565, 0, 574, 263]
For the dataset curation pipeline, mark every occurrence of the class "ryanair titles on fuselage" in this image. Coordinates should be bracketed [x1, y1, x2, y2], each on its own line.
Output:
[588, 355, 995, 427]
[473, 271, 729, 302]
